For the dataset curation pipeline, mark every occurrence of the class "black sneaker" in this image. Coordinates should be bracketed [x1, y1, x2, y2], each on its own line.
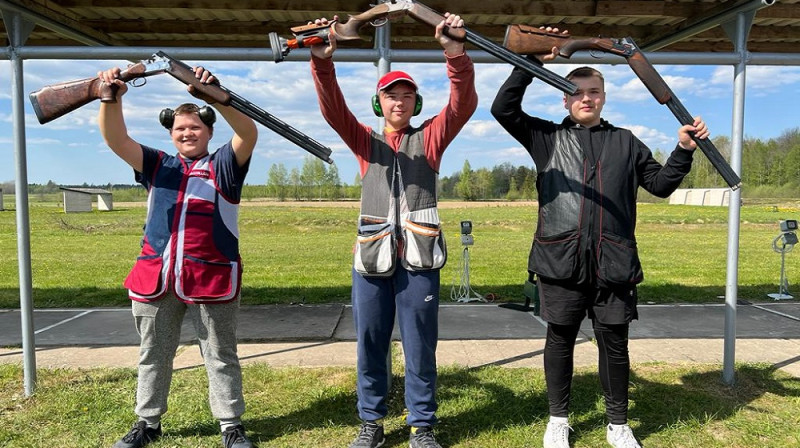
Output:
[348, 420, 385, 448]
[112, 421, 162, 448]
[409, 426, 442, 448]
[222, 424, 255, 448]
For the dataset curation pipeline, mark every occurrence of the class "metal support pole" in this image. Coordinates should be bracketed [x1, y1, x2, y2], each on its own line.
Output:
[721, 11, 751, 387]
[779, 250, 788, 296]
[374, 13, 393, 391]
[4, 11, 37, 396]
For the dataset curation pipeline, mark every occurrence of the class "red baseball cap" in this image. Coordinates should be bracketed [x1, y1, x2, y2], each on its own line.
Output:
[376, 71, 418, 93]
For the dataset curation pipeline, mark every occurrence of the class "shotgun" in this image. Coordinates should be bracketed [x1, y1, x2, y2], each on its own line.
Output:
[504, 24, 741, 190]
[29, 51, 333, 164]
[268, 0, 578, 95]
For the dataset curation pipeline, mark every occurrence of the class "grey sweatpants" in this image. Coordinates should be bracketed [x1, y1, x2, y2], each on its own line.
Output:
[131, 294, 245, 421]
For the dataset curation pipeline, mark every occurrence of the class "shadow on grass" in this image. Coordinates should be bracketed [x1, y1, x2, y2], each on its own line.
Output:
[160, 362, 800, 446]
[435, 363, 800, 446]
[0, 283, 787, 309]
[385, 364, 800, 446]
[630, 363, 800, 441]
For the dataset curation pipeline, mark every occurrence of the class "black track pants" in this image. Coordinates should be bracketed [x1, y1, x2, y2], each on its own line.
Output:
[544, 320, 630, 423]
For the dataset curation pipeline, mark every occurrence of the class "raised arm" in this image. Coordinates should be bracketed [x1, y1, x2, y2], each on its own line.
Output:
[422, 13, 478, 169]
[97, 67, 144, 172]
[188, 66, 257, 167]
[309, 16, 372, 159]
[491, 27, 563, 150]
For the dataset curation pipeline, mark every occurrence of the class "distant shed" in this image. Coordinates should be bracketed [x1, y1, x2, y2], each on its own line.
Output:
[60, 187, 113, 213]
[669, 188, 730, 206]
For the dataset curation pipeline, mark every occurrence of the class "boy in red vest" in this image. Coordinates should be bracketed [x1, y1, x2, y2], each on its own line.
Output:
[98, 65, 258, 448]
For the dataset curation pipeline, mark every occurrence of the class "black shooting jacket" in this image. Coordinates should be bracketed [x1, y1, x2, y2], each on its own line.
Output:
[491, 67, 695, 287]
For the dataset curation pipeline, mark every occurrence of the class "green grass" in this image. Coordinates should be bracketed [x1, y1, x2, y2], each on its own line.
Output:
[1, 201, 799, 447]
[1, 201, 799, 308]
[0, 360, 798, 447]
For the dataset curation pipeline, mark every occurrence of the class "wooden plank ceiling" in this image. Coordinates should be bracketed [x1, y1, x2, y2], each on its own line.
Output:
[1, 0, 799, 53]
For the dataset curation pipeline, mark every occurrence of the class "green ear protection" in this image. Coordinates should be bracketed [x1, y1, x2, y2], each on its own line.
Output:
[371, 93, 423, 117]
[159, 106, 216, 129]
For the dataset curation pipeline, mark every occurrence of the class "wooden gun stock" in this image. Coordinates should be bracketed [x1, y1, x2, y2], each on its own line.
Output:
[503, 24, 631, 58]
[29, 62, 148, 125]
[330, 2, 408, 41]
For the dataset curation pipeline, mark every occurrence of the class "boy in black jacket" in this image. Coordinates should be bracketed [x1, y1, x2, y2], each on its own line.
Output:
[491, 29, 709, 448]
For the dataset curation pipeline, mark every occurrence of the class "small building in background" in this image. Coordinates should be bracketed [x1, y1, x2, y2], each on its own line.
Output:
[669, 188, 730, 207]
[59, 187, 113, 213]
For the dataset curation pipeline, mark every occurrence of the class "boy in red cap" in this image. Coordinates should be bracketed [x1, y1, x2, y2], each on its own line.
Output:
[309, 11, 477, 448]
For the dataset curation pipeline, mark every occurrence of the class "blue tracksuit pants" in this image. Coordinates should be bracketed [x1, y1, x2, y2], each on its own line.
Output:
[351, 267, 440, 427]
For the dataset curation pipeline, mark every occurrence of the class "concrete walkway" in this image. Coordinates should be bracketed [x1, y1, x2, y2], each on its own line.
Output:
[1, 302, 799, 377]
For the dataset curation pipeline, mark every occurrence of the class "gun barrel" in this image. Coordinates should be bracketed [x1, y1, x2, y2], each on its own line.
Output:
[665, 100, 741, 190]
[465, 28, 577, 94]
[222, 86, 333, 164]
[403, 2, 576, 94]
[623, 40, 741, 190]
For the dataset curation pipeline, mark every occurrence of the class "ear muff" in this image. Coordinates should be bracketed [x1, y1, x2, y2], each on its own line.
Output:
[413, 94, 423, 116]
[371, 94, 423, 117]
[159, 106, 216, 129]
[198, 106, 216, 127]
[159, 108, 175, 129]
[371, 95, 382, 117]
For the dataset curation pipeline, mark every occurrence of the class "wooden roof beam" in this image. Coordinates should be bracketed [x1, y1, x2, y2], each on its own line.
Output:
[0, 0, 121, 45]
[641, 0, 776, 51]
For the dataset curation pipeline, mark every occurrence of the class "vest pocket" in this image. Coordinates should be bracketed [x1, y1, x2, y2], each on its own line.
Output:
[179, 255, 236, 299]
[354, 221, 396, 277]
[402, 219, 446, 271]
[531, 230, 579, 280]
[597, 233, 644, 285]
[124, 254, 166, 298]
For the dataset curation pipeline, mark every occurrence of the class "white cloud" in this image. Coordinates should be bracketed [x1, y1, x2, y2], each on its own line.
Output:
[623, 124, 674, 151]
[464, 120, 504, 138]
[711, 65, 800, 94]
[481, 145, 529, 161]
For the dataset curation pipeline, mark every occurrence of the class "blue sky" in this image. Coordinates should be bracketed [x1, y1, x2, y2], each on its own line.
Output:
[1, 56, 799, 187]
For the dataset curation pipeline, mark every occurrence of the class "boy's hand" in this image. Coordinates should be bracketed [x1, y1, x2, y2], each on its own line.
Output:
[187, 66, 220, 104]
[678, 116, 710, 150]
[309, 16, 338, 59]
[536, 26, 568, 63]
[97, 67, 128, 100]
[436, 12, 465, 56]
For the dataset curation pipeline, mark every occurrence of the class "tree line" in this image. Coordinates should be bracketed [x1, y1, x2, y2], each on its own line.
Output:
[8, 128, 797, 202]
[438, 128, 800, 200]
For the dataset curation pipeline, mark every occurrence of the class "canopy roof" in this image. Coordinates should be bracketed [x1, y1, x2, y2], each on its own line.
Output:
[1, 0, 798, 54]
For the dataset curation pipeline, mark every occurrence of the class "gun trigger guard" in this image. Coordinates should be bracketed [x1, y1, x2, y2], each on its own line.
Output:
[130, 78, 147, 88]
[369, 17, 388, 27]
